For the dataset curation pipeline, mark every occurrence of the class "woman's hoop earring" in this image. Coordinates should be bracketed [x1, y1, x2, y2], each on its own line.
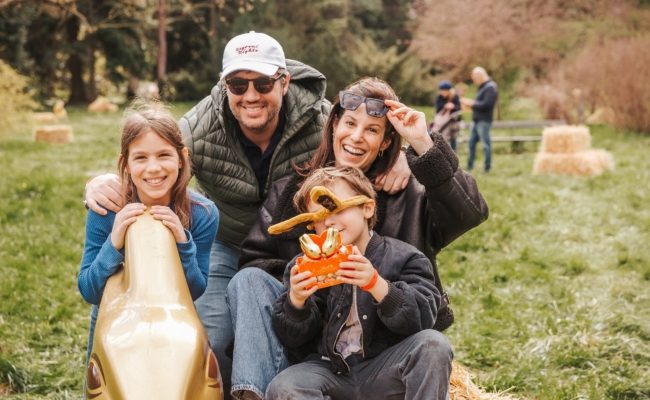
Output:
[378, 150, 384, 157]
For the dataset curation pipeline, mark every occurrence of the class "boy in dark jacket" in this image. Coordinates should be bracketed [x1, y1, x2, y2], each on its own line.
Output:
[267, 166, 452, 400]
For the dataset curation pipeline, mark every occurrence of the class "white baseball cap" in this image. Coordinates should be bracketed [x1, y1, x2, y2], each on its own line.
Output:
[221, 31, 286, 78]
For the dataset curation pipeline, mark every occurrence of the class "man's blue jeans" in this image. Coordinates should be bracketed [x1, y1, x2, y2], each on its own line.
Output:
[194, 239, 240, 400]
[467, 120, 492, 171]
[227, 268, 289, 398]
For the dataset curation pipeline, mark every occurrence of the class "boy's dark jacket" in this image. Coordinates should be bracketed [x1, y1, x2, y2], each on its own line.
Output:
[271, 233, 438, 374]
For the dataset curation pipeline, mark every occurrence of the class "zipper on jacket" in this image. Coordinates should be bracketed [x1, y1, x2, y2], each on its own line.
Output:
[356, 286, 366, 359]
[331, 286, 353, 372]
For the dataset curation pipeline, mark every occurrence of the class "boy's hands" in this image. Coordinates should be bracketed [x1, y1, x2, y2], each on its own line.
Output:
[150, 205, 188, 243]
[289, 265, 318, 309]
[110, 203, 146, 250]
[337, 246, 389, 302]
[336, 246, 375, 287]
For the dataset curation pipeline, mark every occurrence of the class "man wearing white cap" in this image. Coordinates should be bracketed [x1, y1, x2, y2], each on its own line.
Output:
[179, 31, 330, 400]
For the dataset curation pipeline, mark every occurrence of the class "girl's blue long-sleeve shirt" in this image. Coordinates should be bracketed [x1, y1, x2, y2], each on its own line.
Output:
[78, 191, 219, 305]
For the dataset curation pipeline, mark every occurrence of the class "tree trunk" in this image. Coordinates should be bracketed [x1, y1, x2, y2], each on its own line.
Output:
[67, 53, 87, 104]
[66, 16, 87, 104]
[86, 0, 99, 101]
[208, 1, 219, 71]
[157, 0, 167, 99]
[87, 39, 97, 101]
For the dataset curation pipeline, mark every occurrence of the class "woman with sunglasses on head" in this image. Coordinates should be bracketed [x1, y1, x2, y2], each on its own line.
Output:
[227, 77, 488, 399]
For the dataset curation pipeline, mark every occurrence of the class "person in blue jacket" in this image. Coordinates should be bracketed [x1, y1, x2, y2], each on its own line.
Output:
[78, 104, 218, 362]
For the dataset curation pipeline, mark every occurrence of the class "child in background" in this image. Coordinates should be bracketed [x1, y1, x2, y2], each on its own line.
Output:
[267, 166, 452, 400]
[78, 104, 219, 360]
[432, 80, 462, 151]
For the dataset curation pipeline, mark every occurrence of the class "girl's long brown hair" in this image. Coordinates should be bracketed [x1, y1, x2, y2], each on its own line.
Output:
[118, 103, 193, 228]
[297, 77, 401, 180]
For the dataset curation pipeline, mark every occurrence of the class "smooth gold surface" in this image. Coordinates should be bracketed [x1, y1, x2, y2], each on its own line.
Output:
[87, 212, 223, 400]
[297, 229, 352, 289]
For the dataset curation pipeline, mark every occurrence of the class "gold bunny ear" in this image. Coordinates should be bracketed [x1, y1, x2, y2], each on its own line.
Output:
[310, 186, 343, 211]
[267, 186, 372, 235]
[299, 234, 322, 259]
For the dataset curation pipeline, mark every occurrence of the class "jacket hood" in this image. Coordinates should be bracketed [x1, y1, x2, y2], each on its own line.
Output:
[284, 59, 327, 101]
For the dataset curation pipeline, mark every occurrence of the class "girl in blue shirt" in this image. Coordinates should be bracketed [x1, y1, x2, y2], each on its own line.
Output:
[78, 104, 219, 360]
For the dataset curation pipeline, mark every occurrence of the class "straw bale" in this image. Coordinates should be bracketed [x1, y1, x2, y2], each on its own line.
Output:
[88, 97, 119, 113]
[449, 362, 520, 400]
[52, 99, 67, 119]
[586, 107, 615, 125]
[32, 112, 58, 124]
[541, 125, 591, 154]
[34, 124, 74, 144]
[533, 150, 614, 177]
[0, 384, 9, 395]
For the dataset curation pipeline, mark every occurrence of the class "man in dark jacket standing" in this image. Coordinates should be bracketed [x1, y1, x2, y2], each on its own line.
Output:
[461, 67, 498, 172]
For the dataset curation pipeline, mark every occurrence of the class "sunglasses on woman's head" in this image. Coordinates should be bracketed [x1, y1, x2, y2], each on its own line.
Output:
[339, 91, 389, 117]
[225, 75, 283, 95]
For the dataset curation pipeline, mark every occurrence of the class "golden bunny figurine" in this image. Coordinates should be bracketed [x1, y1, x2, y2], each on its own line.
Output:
[86, 212, 223, 399]
[296, 228, 352, 289]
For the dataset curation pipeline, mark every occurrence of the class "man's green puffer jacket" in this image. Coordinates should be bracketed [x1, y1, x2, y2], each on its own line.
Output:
[179, 60, 331, 247]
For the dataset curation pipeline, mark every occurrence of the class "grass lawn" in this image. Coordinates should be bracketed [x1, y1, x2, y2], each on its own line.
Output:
[0, 104, 648, 399]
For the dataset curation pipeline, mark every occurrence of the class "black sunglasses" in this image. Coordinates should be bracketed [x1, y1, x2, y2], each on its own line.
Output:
[338, 91, 389, 117]
[225, 75, 283, 95]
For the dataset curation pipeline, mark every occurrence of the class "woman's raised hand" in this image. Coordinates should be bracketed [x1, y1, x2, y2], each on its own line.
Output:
[385, 99, 433, 155]
[150, 205, 188, 243]
[110, 203, 146, 250]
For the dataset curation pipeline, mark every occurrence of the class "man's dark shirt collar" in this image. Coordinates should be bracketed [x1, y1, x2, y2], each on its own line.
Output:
[236, 110, 286, 195]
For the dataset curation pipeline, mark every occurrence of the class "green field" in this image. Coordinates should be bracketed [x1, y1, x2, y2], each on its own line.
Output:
[1, 105, 649, 399]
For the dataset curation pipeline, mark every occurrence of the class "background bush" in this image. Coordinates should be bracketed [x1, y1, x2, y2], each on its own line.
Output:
[0, 60, 35, 136]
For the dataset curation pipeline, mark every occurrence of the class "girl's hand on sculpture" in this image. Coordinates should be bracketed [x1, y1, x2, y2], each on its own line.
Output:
[385, 99, 433, 156]
[110, 203, 146, 250]
[150, 205, 188, 243]
[289, 265, 318, 309]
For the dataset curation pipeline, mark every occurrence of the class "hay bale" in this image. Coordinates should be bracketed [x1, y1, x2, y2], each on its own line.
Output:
[32, 100, 68, 124]
[586, 107, 615, 125]
[32, 112, 58, 124]
[33, 124, 74, 144]
[449, 362, 520, 400]
[88, 97, 118, 113]
[541, 125, 591, 154]
[52, 99, 67, 119]
[533, 150, 614, 177]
